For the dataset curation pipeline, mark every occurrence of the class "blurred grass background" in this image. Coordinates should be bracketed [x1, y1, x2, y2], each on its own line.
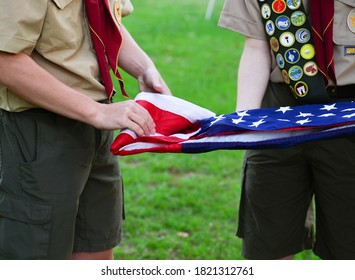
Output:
[113, 0, 318, 260]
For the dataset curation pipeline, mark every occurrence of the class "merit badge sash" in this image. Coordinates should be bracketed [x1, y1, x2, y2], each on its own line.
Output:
[258, 0, 330, 104]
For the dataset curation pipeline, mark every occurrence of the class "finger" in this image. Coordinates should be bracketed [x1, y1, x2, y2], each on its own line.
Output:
[135, 103, 156, 127]
[130, 113, 156, 136]
[126, 120, 145, 137]
[154, 79, 172, 95]
[121, 100, 156, 135]
[140, 74, 163, 93]
[128, 106, 156, 135]
[152, 81, 163, 92]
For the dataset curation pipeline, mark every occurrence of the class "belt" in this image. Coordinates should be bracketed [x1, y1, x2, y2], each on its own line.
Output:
[98, 99, 110, 104]
[327, 84, 355, 100]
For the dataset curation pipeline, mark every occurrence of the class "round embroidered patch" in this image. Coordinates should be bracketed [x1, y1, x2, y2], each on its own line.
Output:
[282, 69, 291, 84]
[291, 11, 306, 26]
[295, 28, 311, 43]
[270, 37, 280, 52]
[277, 53, 285, 68]
[285, 48, 300, 64]
[286, 0, 301, 10]
[303, 61, 319, 76]
[280, 32, 295, 47]
[272, 0, 287, 14]
[347, 9, 355, 33]
[289, 65, 303, 81]
[276, 15, 291, 30]
[261, 4, 272, 19]
[294, 81, 309, 97]
[113, 0, 122, 25]
[266, 20, 276, 36]
[300, 44, 316, 60]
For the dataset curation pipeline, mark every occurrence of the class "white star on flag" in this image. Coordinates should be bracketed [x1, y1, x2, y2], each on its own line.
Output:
[318, 113, 336, 117]
[209, 115, 225, 126]
[250, 119, 266, 128]
[321, 104, 337, 111]
[297, 112, 314, 117]
[276, 106, 293, 114]
[296, 118, 312, 125]
[343, 113, 355, 119]
[232, 117, 246, 125]
[237, 111, 250, 117]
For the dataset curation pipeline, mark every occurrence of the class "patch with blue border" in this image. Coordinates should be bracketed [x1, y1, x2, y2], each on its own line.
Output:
[344, 46, 355, 56]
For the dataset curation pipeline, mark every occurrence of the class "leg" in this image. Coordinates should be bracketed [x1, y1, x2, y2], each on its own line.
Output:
[0, 109, 123, 259]
[309, 137, 355, 259]
[72, 129, 123, 258]
[71, 249, 113, 260]
[0, 110, 96, 259]
[237, 146, 314, 259]
[278, 255, 294, 260]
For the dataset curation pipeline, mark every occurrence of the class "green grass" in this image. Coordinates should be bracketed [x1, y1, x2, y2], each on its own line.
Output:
[112, 0, 318, 260]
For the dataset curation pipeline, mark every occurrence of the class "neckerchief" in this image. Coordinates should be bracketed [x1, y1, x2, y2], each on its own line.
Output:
[85, 0, 127, 99]
[310, 0, 336, 85]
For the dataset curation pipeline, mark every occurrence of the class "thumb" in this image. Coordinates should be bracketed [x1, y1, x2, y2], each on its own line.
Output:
[151, 77, 163, 92]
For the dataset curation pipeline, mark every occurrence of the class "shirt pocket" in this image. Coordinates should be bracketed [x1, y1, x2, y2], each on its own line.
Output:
[333, 0, 355, 45]
[36, 0, 82, 51]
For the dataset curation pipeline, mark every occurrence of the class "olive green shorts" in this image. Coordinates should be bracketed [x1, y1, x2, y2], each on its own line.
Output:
[239, 138, 355, 260]
[237, 82, 355, 260]
[0, 108, 123, 259]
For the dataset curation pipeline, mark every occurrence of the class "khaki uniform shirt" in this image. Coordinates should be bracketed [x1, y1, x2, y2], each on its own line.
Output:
[0, 0, 128, 112]
[219, 0, 355, 86]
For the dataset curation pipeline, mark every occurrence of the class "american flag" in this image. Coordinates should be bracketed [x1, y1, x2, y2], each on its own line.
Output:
[110, 92, 355, 156]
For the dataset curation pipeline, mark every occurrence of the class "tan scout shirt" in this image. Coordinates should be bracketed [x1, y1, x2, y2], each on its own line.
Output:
[219, 0, 355, 86]
[0, 0, 128, 112]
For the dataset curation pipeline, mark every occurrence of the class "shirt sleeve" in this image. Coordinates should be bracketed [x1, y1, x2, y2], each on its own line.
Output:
[0, 0, 47, 55]
[218, 0, 267, 41]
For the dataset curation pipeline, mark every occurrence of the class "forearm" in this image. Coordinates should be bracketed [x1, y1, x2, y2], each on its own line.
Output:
[0, 51, 99, 124]
[118, 25, 154, 78]
[0, 51, 156, 135]
[118, 25, 171, 95]
[236, 37, 271, 111]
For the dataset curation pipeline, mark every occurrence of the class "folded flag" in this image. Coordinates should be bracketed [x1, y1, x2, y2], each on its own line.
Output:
[110, 92, 355, 156]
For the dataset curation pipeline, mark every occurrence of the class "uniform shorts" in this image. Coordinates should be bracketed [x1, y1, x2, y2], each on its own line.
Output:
[237, 82, 355, 260]
[0, 108, 124, 259]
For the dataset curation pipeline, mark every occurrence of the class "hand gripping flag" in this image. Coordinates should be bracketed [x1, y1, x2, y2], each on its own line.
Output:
[110, 92, 355, 156]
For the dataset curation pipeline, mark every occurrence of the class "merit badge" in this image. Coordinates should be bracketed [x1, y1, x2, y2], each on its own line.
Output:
[294, 81, 308, 97]
[291, 11, 306, 26]
[272, 0, 287, 14]
[300, 44, 315, 60]
[289, 65, 303, 81]
[295, 28, 311, 43]
[261, 4, 272, 19]
[277, 53, 285, 68]
[280, 32, 295, 47]
[285, 48, 300, 64]
[347, 9, 355, 33]
[114, 0, 122, 24]
[276, 15, 291, 30]
[266, 20, 276, 36]
[286, 0, 301, 10]
[303, 61, 318, 76]
[282, 69, 291, 84]
[270, 37, 280, 52]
